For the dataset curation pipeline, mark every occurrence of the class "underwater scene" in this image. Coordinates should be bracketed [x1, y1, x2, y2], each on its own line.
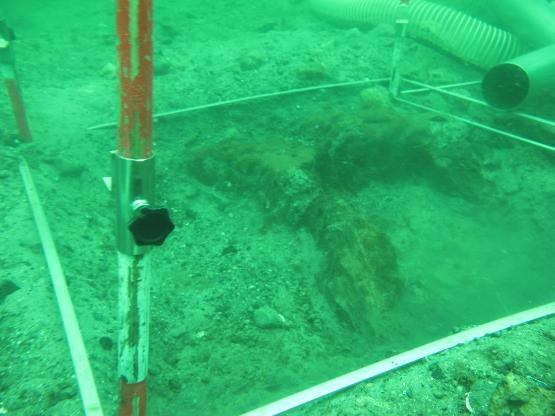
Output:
[1, 0, 554, 415]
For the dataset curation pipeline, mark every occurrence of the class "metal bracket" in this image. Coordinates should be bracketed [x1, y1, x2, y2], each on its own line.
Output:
[112, 152, 155, 255]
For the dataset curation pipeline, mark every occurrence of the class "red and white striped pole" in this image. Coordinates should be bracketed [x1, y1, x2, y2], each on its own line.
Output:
[0, 21, 32, 142]
[113, 1, 173, 413]
[114, 1, 154, 415]
[4, 78, 32, 141]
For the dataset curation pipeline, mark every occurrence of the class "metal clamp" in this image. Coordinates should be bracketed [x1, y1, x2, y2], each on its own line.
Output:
[112, 152, 174, 255]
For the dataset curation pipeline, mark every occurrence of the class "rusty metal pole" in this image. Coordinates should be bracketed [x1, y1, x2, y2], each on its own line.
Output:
[116, 0, 153, 159]
[113, 1, 173, 415]
[0, 20, 32, 142]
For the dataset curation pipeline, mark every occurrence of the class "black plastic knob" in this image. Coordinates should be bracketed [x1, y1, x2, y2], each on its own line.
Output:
[128, 206, 175, 246]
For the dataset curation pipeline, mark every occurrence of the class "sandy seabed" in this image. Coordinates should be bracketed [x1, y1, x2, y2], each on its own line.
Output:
[1, 1, 554, 415]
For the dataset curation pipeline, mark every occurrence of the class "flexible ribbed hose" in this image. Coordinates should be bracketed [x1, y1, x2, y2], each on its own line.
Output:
[310, 0, 526, 68]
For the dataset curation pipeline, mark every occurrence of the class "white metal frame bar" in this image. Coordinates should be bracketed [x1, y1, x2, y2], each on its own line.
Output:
[395, 96, 555, 152]
[19, 158, 104, 416]
[395, 78, 555, 152]
[87, 78, 389, 130]
[87, 77, 555, 156]
[400, 78, 555, 129]
[241, 302, 555, 416]
[400, 80, 481, 94]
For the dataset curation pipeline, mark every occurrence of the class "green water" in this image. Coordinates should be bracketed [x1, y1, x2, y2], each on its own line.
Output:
[1, 1, 554, 415]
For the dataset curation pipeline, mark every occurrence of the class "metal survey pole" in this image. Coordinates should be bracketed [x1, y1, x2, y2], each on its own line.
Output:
[114, 1, 173, 415]
[389, 0, 410, 97]
[0, 20, 32, 141]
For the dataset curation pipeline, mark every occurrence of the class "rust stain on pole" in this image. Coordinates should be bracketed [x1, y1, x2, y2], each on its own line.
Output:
[117, 0, 153, 159]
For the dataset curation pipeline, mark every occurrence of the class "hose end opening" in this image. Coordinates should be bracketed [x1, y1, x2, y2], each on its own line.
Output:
[482, 63, 529, 109]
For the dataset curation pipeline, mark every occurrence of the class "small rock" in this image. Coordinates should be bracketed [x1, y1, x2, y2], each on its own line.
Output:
[428, 362, 445, 380]
[56, 160, 86, 178]
[99, 336, 114, 351]
[154, 57, 171, 76]
[296, 61, 328, 81]
[221, 245, 238, 256]
[432, 389, 446, 399]
[183, 208, 198, 221]
[222, 127, 241, 141]
[542, 329, 555, 341]
[359, 86, 392, 109]
[0, 280, 20, 303]
[159, 23, 179, 45]
[239, 52, 265, 71]
[253, 305, 287, 329]
[255, 22, 276, 33]
[100, 62, 117, 79]
[469, 380, 499, 415]
[489, 372, 532, 414]
[193, 330, 206, 340]
[492, 357, 515, 373]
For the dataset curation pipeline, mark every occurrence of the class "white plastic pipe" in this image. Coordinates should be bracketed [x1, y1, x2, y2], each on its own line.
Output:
[310, 0, 526, 68]
[485, 0, 555, 47]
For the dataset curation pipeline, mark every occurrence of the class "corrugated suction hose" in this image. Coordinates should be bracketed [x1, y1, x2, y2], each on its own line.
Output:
[310, 0, 526, 68]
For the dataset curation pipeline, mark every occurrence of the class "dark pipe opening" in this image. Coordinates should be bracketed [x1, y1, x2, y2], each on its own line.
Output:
[482, 63, 529, 109]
